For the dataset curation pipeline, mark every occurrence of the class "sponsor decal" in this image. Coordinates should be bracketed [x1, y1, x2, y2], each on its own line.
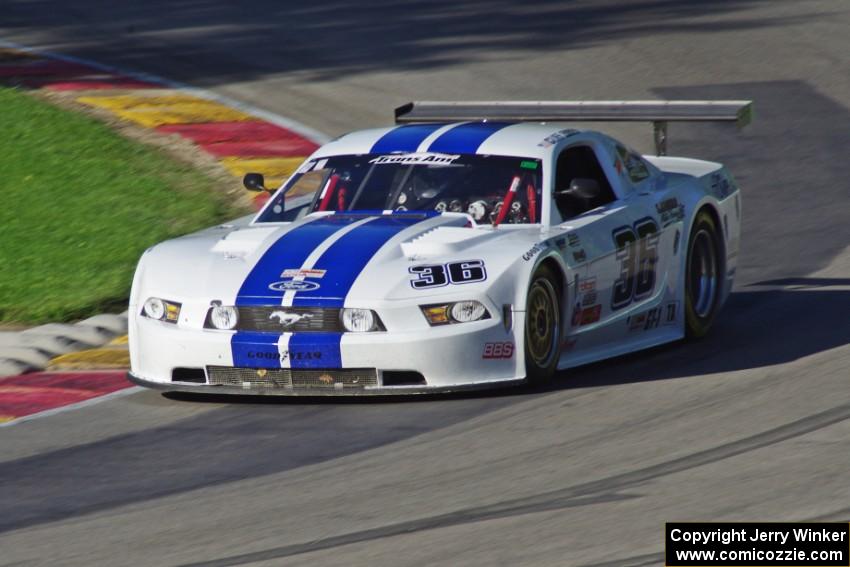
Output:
[409, 260, 487, 289]
[280, 268, 326, 279]
[656, 197, 685, 227]
[522, 241, 550, 262]
[580, 305, 602, 326]
[268, 280, 321, 292]
[567, 232, 580, 247]
[571, 304, 601, 327]
[554, 237, 567, 250]
[483, 342, 514, 359]
[627, 301, 679, 331]
[627, 312, 648, 331]
[246, 350, 322, 363]
[269, 310, 314, 327]
[246, 351, 280, 360]
[572, 304, 602, 327]
[538, 128, 580, 148]
[577, 276, 598, 307]
[578, 276, 597, 294]
[560, 337, 577, 352]
[280, 350, 322, 362]
[572, 249, 587, 263]
[368, 152, 459, 166]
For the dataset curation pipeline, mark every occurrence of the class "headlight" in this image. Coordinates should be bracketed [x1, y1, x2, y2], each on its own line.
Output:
[209, 305, 239, 330]
[142, 297, 181, 323]
[421, 300, 490, 326]
[341, 308, 383, 332]
[450, 301, 487, 323]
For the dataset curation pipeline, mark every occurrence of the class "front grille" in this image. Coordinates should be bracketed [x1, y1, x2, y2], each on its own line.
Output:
[207, 307, 343, 332]
[207, 366, 378, 390]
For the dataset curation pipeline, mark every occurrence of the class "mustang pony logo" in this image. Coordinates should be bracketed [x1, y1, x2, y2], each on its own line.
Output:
[269, 311, 314, 327]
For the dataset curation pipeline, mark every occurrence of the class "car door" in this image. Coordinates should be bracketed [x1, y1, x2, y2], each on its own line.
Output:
[552, 141, 670, 359]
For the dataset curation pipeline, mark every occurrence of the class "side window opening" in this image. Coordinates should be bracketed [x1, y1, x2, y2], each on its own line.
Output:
[616, 144, 651, 184]
[554, 145, 617, 220]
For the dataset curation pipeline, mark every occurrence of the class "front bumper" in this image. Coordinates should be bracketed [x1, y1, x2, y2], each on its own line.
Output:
[130, 309, 527, 395]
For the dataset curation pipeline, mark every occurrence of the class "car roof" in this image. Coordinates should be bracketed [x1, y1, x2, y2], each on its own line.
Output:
[312, 122, 591, 160]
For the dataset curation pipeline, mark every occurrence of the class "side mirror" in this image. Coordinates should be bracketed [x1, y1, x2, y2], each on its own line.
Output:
[564, 178, 600, 200]
[243, 172, 267, 192]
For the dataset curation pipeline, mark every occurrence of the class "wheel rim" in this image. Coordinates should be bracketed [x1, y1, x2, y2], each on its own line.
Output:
[526, 279, 559, 367]
[688, 229, 718, 318]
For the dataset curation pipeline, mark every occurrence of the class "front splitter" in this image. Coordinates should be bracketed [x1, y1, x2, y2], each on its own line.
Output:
[127, 372, 526, 397]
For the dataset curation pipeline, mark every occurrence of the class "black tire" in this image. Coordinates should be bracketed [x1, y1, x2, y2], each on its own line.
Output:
[685, 210, 723, 338]
[524, 264, 562, 385]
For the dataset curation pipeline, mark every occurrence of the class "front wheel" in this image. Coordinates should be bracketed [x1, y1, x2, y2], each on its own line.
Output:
[524, 264, 561, 385]
[685, 210, 722, 338]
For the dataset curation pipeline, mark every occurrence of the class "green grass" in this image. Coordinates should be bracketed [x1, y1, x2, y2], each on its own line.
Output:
[0, 88, 245, 324]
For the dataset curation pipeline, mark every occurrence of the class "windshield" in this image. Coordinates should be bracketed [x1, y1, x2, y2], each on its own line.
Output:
[257, 153, 543, 225]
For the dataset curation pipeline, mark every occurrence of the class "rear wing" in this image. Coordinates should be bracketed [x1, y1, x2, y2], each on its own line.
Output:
[394, 100, 753, 156]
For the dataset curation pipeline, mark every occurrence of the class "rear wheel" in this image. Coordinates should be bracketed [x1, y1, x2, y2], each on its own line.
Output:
[685, 210, 722, 338]
[524, 264, 561, 385]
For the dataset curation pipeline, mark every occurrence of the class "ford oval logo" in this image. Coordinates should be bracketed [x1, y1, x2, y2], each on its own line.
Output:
[268, 280, 321, 292]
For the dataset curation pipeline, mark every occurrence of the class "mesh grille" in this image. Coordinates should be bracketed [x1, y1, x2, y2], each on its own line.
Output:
[207, 366, 378, 390]
[207, 307, 343, 332]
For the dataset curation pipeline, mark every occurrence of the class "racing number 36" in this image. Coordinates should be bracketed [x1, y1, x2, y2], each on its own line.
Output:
[409, 260, 487, 289]
[611, 218, 659, 310]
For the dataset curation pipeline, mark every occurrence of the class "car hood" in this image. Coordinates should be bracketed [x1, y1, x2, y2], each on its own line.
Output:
[138, 212, 538, 307]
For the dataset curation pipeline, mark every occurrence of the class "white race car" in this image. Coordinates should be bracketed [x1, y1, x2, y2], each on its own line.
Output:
[128, 101, 751, 395]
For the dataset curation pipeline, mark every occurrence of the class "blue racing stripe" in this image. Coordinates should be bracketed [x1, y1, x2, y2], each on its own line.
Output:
[288, 214, 431, 369]
[230, 331, 282, 369]
[230, 215, 365, 368]
[426, 121, 512, 154]
[284, 332, 343, 369]
[292, 214, 426, 309]
[234, 216, 362, 307]
[370, 123, 448, 154]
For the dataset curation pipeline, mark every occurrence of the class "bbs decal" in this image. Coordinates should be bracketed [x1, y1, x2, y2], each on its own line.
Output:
[409, 260, 487, 289]
[611, 218, 659, 311]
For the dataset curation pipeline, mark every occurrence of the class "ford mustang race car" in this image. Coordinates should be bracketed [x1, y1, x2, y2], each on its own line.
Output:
[128, 100, 752, 395]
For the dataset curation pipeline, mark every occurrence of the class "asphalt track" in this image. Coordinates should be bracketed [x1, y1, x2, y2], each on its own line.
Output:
[1, 1, 849, 565]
